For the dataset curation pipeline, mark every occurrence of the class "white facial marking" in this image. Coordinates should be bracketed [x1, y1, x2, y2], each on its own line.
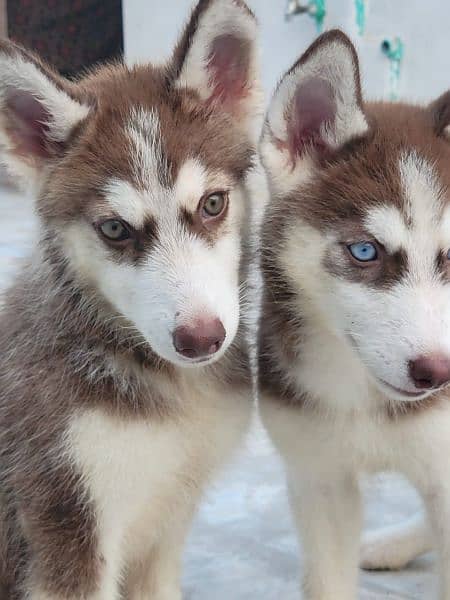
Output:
[363, 153, 445, 278]
[175, 159, 233, 213]
[126, 108, 168, 191]
[364, 205, 408, 253]
[399, 151, 443, 281]
[174, 159, 206, 213]
[103, 109, 177, 230]
[400, 151, 443, 230]
[103, 179, 148, 229]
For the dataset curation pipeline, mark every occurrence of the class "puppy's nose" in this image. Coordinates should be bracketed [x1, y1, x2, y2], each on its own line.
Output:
[409, 355, 450, 389]
[173, 319, 226, 359]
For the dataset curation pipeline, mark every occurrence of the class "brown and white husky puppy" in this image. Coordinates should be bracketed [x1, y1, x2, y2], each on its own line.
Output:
[0, 1, 262, 597]
[258, 29, 450, 599]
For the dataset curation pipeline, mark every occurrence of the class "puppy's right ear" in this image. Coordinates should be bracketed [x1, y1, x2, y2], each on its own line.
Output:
[171, 0, 262, 143]
[260, 30, 369, 195]
[0, 41, 91, 188]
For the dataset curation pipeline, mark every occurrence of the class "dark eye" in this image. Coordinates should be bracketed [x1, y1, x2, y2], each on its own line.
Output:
[447, 248, 450, 260]
[98, 219, 130, 242]
[348, 241, 378, 262]
[201, 192, 228, 219]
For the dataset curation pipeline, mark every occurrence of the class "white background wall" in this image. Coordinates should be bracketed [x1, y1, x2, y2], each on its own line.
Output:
[123, 0, 449, 104]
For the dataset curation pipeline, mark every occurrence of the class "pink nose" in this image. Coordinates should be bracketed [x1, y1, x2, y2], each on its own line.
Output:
[173, 319, 226, 359]
[408, 355, 450, 389]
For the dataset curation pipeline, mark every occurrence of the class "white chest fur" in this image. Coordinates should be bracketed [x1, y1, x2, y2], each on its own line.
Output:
[67, 380, 251, 570]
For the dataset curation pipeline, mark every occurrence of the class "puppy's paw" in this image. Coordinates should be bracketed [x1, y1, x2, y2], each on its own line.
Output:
[360, 529, 409, 570]
[361, 516, 431, 571]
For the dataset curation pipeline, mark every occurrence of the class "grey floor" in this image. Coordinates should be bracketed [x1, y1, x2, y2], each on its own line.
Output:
[0, 187, 435, 598]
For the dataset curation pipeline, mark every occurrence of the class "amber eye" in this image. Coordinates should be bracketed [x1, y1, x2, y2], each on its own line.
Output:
[98, 219, 131, 242]
[201, 192, 228, 218]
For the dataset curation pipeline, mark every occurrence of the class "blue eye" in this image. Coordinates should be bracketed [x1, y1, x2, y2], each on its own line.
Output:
[348, 241, 378, 262]
[447, 248, 450, 260]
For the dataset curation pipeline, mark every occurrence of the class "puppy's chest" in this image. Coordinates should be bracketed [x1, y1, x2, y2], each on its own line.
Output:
[273, 331, 399, 468]
[67, 380, 250, 537]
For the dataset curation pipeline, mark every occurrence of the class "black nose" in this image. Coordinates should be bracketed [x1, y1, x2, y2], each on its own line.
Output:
[408, 355, 450, 389]
[173, 319, 226, 359]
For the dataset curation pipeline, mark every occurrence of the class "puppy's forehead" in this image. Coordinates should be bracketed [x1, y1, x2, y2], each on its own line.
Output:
[280, 144, 449, 282]
[356, 151, 450, 288]
[102, 109, 234, 226]
[102, 158, 233, 226]
[101, 103, 250, 188]
[75, 64, 255, 192]
[398, 151, 444, 228]
[126, 107, 169, 191]
[363, 151, 448, 252]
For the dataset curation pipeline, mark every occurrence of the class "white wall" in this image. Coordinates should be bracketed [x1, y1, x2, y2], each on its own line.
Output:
[123, 0, 449, 104]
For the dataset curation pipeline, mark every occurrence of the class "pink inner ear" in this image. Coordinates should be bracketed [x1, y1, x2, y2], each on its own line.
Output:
[5, 88, 52, 159]
[288, 77, 336, 158]
[207, 34, 251, 110]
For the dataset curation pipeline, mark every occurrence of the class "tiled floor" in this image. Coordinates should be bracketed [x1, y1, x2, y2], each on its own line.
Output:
[0, 186, 435, 598]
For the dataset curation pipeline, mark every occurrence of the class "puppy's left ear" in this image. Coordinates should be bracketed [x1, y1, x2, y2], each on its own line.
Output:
[0, 40, 91, 189]
[260, 30, 369, 195]
[429, 90, 450, 139]
[171, 0, 262, 139]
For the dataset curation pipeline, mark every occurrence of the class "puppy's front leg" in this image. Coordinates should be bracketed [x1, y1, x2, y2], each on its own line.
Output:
[22, 512, 122, 600]
[417, 480, 450, 600]
[289, 469, 362, 600]
[26, 562, 121, 600]
[360, 513, 431, 570]
[128, 544, 182, 600]
[403, 420, 450, 600]
[126, 502, 197, 600]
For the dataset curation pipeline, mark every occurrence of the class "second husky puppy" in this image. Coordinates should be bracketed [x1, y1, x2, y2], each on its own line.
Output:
[258, 30, 450, 599]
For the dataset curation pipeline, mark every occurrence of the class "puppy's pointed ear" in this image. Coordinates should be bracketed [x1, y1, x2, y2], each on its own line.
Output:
[0, 41, 91, 188]
[171, 0, 262, 139]
[261, 30, 369, 194]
